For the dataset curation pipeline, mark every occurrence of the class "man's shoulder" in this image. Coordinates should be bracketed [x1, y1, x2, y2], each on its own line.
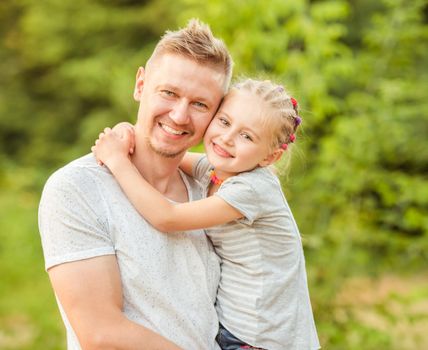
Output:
[43, 154, 106, 193]
[48, 154, 101, 183]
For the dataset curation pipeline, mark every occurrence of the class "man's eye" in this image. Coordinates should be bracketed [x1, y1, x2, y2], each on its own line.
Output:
[193, 101, 208, 109]
[161, 90, 175, 97]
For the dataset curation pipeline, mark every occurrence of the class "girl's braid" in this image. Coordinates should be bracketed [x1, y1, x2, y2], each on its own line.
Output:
[234, 79, 302, 150]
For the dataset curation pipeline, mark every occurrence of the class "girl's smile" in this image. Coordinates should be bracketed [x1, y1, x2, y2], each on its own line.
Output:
[211, 142, 234, 158]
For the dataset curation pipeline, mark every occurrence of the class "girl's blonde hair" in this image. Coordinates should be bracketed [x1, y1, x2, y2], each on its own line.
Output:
[233, 79, 302, 152]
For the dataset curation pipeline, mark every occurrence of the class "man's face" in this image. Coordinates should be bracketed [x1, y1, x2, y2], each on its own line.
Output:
[134, 54, 225, 158]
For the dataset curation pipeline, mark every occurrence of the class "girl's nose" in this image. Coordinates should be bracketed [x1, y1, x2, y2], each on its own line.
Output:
[220, 129, 234, 145]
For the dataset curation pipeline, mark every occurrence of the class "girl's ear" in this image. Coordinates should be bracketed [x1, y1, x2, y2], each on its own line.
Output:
[133, 67, 145, 101]
[258, 149, 284, 167]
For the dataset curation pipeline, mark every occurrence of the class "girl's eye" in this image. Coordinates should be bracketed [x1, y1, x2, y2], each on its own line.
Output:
[241, 133, 253, 141]
[219, 117, 230, 126]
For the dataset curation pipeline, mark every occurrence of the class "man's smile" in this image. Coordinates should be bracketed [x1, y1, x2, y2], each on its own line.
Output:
[159, 122, 189, 136]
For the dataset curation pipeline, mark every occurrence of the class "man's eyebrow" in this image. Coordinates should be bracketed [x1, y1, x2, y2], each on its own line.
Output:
[191, 92, 213, 104]
[158, 84, 209, 101]
[158, 84, 180, 92]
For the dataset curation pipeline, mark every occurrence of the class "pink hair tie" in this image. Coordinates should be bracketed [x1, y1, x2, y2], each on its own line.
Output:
[291, 97, 298, 107]
[289, 134, 296, 142]
[281, 143, 288, 150]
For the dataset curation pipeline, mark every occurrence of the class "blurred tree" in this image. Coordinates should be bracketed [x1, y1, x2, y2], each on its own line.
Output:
[0, 0, 181, 169]
[304, 0, 428, 271]
[1, 0, 427, 348]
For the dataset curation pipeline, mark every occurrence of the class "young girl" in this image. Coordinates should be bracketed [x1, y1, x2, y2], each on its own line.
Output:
[93, 79, 320, 350]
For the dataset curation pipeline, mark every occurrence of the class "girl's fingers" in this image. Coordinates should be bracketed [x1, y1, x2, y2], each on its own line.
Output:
[104, 127, 111, 133]
[123, 128, 136, 154]
[91, 146, 103, 166]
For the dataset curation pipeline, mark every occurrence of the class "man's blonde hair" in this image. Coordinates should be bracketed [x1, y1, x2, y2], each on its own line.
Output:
[150, 18, 233, 91]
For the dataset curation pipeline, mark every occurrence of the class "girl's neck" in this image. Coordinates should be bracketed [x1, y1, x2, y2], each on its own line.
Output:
[207, 168, 236, 197]
[210, 168, 236, 183]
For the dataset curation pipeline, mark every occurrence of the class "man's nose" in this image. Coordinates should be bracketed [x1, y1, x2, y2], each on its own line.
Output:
[169, 99, 190, 125]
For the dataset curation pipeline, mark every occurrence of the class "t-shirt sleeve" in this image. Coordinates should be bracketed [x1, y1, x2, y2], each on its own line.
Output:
[192, 155, 213, 181]
[38, 167, 115, 270]
[214, 174, 264, 225]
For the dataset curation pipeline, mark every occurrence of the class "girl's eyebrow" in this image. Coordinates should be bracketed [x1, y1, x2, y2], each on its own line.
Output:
[245, 128, 261, 141]
[217, 110, 262, 141]
[217, 110, 230, 118]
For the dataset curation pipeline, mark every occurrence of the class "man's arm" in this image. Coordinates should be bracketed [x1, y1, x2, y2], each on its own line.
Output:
[49, 255, 182, 350]
[39, 166, 182, 350]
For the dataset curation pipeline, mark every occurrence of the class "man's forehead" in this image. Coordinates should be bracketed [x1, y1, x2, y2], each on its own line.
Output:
[146, 53, 227, 93]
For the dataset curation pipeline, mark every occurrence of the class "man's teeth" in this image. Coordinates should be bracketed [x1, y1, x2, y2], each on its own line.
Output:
[161, 124, 186, 135]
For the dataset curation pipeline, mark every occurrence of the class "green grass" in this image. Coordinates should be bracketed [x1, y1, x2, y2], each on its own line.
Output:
[0, 189, 64, 349]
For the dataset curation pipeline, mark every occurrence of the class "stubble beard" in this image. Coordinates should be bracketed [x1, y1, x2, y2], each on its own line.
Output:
[146, 137, 186, 159]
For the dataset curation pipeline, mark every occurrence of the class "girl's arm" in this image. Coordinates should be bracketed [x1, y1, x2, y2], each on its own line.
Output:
[93, 130, 243, 233]
[94, 123, 135, 166]
[111, 122, 135, 154]
[179, 152, 204, 176]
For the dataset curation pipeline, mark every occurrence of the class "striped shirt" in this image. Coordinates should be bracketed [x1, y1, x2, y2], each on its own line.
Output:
[194, 156, 320, 350]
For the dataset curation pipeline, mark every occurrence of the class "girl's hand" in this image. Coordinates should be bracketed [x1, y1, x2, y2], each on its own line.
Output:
[111, 122, 136, 155]
[91, 127, 133, 169]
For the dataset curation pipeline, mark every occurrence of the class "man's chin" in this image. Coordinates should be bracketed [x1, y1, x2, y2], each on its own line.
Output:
[148, 141, 186, 159]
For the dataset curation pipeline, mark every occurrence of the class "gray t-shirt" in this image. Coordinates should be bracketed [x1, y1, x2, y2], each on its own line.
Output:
[39, 154, 221, 350]
[194, 156, 320, 350]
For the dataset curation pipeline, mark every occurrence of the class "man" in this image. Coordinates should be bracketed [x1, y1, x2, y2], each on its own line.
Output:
[38, 19, 232, 349]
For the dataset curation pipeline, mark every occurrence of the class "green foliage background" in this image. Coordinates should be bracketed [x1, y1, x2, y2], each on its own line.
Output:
[1, 0, 427, 348]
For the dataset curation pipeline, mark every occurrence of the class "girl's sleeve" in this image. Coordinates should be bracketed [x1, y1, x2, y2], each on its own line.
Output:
[214, 173, 264, 225]
[192, 155, 213, 181]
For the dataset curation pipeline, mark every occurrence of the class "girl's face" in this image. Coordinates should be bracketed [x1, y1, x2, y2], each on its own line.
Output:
[203, 89, 278, 179]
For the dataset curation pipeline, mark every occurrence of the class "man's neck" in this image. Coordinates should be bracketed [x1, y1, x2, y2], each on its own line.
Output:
[130, 141, 186, 200]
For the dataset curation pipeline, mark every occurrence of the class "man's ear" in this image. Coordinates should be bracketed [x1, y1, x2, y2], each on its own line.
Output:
[259, 149, 284, 167]
[133, 67, 145, 101]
